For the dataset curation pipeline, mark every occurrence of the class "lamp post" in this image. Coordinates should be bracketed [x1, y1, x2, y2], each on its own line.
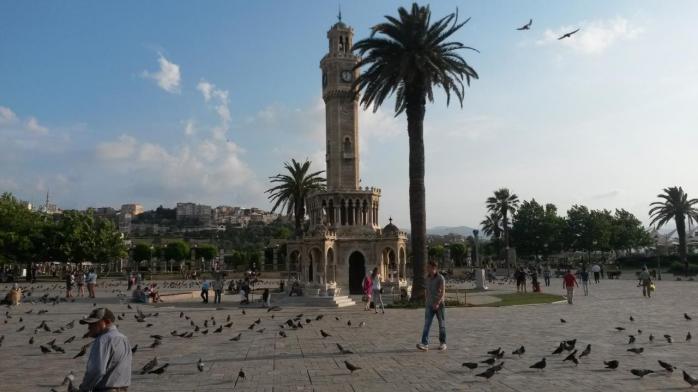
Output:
[473, 229, 480, 268]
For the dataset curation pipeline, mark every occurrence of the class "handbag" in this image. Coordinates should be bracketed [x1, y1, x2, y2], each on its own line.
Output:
[649, 283, 656, 292]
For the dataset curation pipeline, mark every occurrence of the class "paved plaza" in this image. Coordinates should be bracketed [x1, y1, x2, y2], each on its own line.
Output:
[1, 277, 697, 392]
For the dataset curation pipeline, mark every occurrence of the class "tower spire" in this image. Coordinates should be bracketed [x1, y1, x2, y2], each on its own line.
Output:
[337, 3, 342, 22]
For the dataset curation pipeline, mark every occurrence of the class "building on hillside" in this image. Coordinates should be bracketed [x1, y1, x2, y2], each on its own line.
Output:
[176, 202, 212, 226]
[120, 203, 144, 216]
[285, 19, 408, 295]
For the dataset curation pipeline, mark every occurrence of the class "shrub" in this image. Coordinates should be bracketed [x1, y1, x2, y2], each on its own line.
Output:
[667, 261, 698, 276]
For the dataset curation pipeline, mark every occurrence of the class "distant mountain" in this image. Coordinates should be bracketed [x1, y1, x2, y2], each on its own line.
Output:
[427, 226, 478, 237]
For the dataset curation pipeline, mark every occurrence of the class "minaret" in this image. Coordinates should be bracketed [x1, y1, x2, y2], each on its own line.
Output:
[320, 19, 360, 191]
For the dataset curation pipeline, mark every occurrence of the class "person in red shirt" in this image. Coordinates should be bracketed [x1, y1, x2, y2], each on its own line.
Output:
[562, 270, 578, 304]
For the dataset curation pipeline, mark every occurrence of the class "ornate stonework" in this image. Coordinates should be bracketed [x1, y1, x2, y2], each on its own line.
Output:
[286, 20, 408, 295]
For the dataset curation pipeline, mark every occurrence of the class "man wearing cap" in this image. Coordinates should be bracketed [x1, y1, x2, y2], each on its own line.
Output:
[78, 307, 132, 392]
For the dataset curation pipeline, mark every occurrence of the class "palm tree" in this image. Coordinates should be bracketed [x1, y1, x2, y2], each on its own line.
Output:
[353, 3, 478, 301]
[480, 212, 502, 240]
[486, 188, 519, 271]
[266, 159, 325, 238]
[649, 186, 698, 277]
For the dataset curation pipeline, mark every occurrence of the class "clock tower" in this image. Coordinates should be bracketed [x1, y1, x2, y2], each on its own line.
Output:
[320, 21, 360, 191]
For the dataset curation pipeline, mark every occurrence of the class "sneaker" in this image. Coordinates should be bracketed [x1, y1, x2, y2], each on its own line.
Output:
[438, 344, 447, 351]
[416, 343, 428, 351]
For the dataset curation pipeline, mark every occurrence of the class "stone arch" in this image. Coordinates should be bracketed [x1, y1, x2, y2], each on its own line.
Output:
[308, 247, 324, 284]
[288, 250, 300, 279]
[348, 250, 366, 294]
[326, 247, 336, 282]
[399, 247, 407, 279]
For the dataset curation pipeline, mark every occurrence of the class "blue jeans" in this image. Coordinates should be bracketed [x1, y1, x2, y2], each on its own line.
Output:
[420, 303, 446, 345]
[214, 289, 222, 304]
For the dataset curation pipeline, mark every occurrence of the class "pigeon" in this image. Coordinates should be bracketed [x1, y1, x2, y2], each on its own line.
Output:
[73, 343, 90, 358]
[201, 329, 209, 335]
[344, 360, 361, 373]
[150, 335, 163, 340]
[480, 357, 496, 365]
[558, 28, 581, 40]
[683, 370, 698, 386]
[564, 339, 577, 351]
[204, 320, 208, 328]
[213, 326, 223, 333]
[630, 369, 654, 378]
[131, 344, 139, 354]
[315, 314, 324, 321]
[226, 315, 231, 322]
[234, 369, 245, 388]
[224, 322, 233, 328]
[560, 318, 567, 323]
[255, 318, 261, 325]
[197, 358, 204, 372]
[40, 345, 52, 354]
[64, 336, 75, 344]
[563, 350, 579, 366]
[256, 328, 265, 334]
[248, 323, 256, 330]
[637, 329, 642, 334]
[630, 315, 635, 322]
[347, 320, 352, 327]
[627, 347, 644, 354]
[489, 362, 505, 372]
[658, 360, 676, 372]
[685, 313, 692, 321]
[579, 344, 591, 358]
[179, 312, 184, 318]
[664, 334, 673, 343]
[127, 304, 132, 309]
[628, 335, 636, 344]
[512, 346, 525, 357]
[649, 333, 655, 342]
[16, 325, 25, 332]
[336, 343, 353, 354]
[320, 330, 331, 338]
[148, 339, 161, 349]
[462, 362, 478, 370]
[487, 347, 502, 356]
[279, 331, 287, 338]
[359, 321, 366, 328]
[615, 327, 626, 331]
[529, 358, 546, 370]
[148, 363, 169, 375]
[140, 357, 158, 374]
[230, 333, 242, 342]
[29, 336, 34, 345]
[61, 371, 75, 386]
[475, 367, 496, 379]
[242, 309, 246, 315]
[604, 360, 619, 370]
[516, 19, 533, 31]
[552, 343, 565, 355]
[687, 331, 692, 342]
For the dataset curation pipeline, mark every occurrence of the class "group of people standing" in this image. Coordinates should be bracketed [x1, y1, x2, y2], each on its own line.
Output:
[65, 268, 98, 298]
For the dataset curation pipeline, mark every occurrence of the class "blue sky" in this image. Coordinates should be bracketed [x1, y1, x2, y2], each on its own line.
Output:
[2, 1, 698, 229]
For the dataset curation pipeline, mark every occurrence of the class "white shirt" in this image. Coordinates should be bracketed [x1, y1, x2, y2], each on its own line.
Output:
[372, 275, 381, 291]
[591, 265, 601, 273]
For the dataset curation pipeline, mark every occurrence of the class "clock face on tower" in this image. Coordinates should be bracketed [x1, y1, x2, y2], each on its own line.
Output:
[341, 70, 353, 83]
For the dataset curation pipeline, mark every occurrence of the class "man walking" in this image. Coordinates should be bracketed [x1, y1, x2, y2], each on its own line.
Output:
[591, 263, 601, 284]
[417, 261, 446, 351]
[562, 269, 578, 304]
[78, 307, 131, 392]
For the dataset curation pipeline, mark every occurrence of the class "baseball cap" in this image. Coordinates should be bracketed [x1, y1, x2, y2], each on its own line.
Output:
[79, 307, 116, 324]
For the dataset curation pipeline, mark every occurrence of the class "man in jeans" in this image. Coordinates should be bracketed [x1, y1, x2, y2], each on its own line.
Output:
[417, 260, 446, 351]
[562, 269, 578, 304]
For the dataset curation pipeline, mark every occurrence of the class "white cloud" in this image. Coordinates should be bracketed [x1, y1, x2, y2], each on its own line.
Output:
[0, 106, 17, 124]
[184, 119, 196, 136]
[95, 134, 137, 160]
[537, 18, 642, 54]
[25, 117, 48, 135]
[142, 54, 181, 93]
[196, 79, 231, 141]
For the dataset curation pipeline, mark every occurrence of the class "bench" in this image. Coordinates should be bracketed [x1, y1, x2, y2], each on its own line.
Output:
[606, 266, 621, 279]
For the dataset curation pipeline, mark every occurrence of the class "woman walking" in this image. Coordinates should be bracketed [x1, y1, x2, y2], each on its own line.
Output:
[362, 272, 372, 311]
[371, 267, 385, 314]
[580, 267, 590, 296]
[76, 269, 86, 297]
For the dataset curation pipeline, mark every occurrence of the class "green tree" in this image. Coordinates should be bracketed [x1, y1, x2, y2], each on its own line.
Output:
[511, 199, 546, 257]
[449, 243, 467, 266]
[164, 241, 190, 262]
[480, 212, 502, 255]
[132, 243, 152, 263]
[428, 244, 445, 260]
[565, 205, 613, 262]
[266, 159, 326, 238]
[0, 193, 45, 267]
[353, 3, 478, 301]
[196, 244, 217, 262]
[649, 186, 698, 276]
[610, 209, 652, 255]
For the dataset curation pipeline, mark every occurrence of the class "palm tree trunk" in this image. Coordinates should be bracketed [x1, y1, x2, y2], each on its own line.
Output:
[502, 210, 510, 275]
[294, 203, 304, 239]
[407, 92, 427, 303]
[676, 214, 687, 277]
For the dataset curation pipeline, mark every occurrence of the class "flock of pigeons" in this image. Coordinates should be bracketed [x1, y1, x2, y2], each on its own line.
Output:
[515, 18, 580, 40]
[0, 280, 370, 391]
[459, 312, 697, 387]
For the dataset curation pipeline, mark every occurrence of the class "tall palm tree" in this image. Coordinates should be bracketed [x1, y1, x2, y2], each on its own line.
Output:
[649, 186, 698, 276]
[266, 159, 325, 238]
[353, 3, 478, 301]
[486, 188, 519, 270]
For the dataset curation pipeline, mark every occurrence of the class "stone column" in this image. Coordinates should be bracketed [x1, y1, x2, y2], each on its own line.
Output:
[272, 247, 278, 271]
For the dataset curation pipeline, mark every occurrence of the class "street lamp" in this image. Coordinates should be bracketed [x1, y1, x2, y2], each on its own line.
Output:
[472, 229, 480, 268]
